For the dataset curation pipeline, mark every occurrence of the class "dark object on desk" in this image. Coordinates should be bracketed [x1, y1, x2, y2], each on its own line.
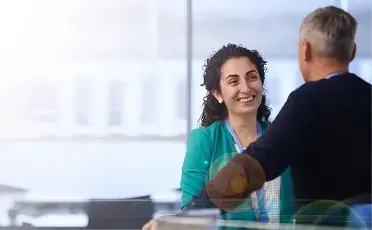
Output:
[86, 195, 154, 229]
[183, 189, 217, 211]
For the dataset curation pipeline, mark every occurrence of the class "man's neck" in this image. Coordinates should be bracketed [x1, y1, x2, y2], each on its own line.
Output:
[308, 59, 349, 82]
[227, 113, 258, 148]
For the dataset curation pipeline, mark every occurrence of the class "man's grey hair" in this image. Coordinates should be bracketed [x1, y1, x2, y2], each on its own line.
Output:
[300, 6, 357, 62]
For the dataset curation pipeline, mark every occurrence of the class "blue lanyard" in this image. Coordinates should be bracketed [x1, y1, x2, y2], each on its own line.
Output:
[224, 119, 268, 222]
[325, 72, 346, 79]
[224, 120, 263, 152]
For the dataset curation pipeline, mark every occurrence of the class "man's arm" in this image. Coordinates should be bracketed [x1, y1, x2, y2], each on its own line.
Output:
[248, 88, 312, 180]
[185, 88, 313, 212]
[183, 153, 265, 212]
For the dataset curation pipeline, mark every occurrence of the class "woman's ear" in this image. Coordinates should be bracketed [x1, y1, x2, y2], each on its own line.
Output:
[212, 89, 223, 104]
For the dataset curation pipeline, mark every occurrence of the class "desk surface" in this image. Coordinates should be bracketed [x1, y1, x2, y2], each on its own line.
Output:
[157, 216, 361, 230]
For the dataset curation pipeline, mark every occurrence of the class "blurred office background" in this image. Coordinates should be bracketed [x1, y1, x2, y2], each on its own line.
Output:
[0, 0, 370, 227]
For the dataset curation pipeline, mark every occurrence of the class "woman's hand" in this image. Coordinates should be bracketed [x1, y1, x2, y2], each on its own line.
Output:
[142, 219, 157, 230]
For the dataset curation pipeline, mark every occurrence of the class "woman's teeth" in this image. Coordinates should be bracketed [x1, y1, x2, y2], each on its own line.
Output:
[238, 96, 254, 102]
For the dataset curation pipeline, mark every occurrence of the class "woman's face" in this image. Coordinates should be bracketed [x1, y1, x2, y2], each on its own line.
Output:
[213, 57, 263, 117]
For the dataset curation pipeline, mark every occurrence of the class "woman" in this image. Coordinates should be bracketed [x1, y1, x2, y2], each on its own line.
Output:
[143, 44, 293, 229]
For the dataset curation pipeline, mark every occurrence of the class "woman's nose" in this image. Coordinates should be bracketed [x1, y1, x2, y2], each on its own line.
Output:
[239, 81, 251, 93]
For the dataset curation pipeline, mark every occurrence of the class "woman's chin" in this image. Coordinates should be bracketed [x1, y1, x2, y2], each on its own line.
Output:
[234, 107, 258, 117]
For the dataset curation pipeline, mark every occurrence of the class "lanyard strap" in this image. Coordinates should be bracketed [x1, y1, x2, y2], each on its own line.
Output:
[224, 119, 263, 152]
[224, 119, 268, 222]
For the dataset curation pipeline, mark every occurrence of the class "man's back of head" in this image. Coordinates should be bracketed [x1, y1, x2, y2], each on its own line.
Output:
[298, 6, 358, 82]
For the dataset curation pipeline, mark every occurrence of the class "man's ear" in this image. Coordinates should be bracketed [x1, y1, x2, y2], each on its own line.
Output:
[350, 43, 357, 62]
[303, 40, 311, 62]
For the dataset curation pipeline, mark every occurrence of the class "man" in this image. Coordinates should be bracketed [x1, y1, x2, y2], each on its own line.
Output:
[187, 6, 371, 227]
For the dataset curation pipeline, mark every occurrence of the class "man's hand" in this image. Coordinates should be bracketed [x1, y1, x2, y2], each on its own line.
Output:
[205, 153, 266, 212]
[142, 219, 157, 230]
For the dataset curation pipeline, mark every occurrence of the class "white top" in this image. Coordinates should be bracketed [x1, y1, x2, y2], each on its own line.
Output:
[234, 144, 281, 223]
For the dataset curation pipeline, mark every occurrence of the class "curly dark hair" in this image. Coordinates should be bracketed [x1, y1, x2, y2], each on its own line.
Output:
[199, 44, 271, 127]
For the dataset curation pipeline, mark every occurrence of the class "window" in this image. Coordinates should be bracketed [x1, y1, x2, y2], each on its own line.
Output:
[349, 5, 372, 58]
[140, 81, 157, 124]
[157, 9, 186, 59]
[176, 79, 187, 120]
[265, 75, 281, 107]
[108, 80, 123, 126]
[296, 69, 305, 88]
[191, 0, 340, 59]
[25, 79, 58, 123]
[74, 77, 91, 125]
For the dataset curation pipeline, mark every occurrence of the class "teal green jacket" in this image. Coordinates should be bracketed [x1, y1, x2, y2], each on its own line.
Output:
[180, 120, 294, 223]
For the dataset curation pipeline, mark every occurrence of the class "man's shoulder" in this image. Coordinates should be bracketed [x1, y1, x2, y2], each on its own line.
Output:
[289, 81, 318, 100]
[294, 73, 371, 96]
[294, 81, 317, 93]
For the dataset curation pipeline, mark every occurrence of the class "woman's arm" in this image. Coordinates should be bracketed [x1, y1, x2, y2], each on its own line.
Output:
[142, 129, 212, 230]
[180, 128, 212, 209]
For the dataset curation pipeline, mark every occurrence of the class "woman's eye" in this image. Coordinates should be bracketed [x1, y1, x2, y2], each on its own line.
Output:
[249, 75, 258, 80]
